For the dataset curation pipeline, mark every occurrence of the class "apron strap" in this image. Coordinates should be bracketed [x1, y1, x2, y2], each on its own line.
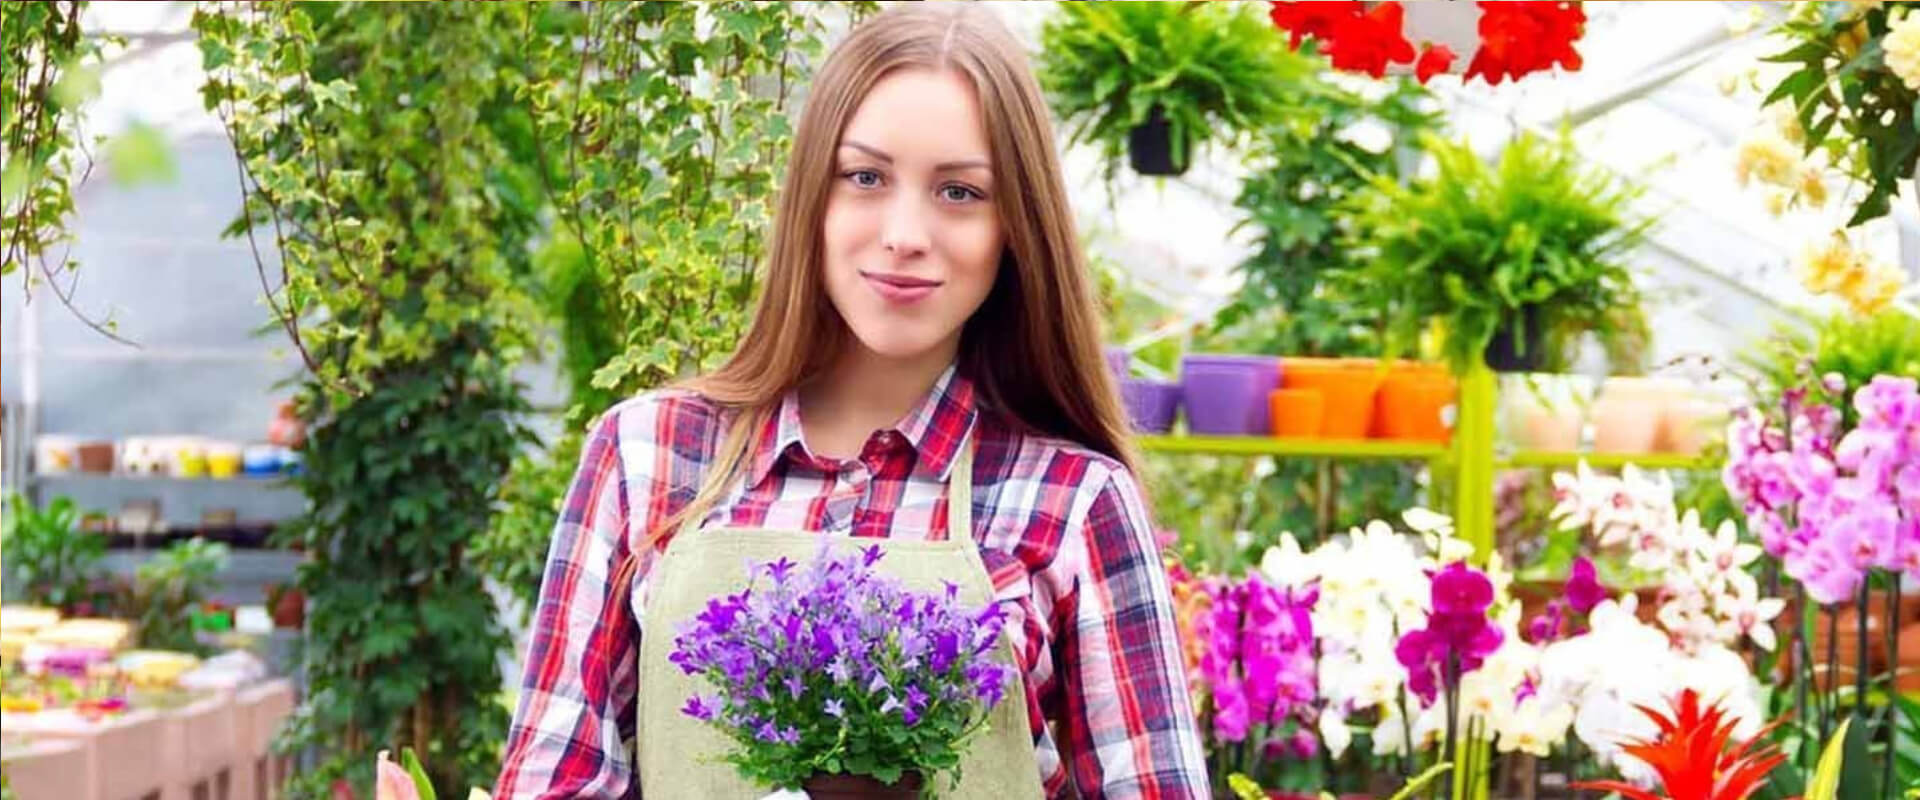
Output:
[948, 434, 974, 542]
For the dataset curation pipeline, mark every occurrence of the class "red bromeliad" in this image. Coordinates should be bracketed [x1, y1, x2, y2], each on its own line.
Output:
[1572, 689, 1786, 800]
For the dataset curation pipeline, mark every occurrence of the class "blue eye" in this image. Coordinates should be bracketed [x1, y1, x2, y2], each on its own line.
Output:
[844, 169, 883, 188]
[940, 184, 985, 203]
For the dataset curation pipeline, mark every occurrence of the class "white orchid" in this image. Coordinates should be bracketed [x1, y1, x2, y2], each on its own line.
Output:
[1714, 576, 1788, 652]
[1495, 697, 1574, 757]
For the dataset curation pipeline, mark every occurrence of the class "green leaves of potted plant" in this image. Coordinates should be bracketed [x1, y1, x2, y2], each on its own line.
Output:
[1, 493, 106, 613]
[1037, 1, 1307, 178]
[1339, 130, 1650, 373]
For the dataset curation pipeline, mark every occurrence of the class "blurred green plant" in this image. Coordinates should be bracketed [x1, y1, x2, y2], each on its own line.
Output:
[1, 493, 105, 612]
[1213, 66, 1440, 358]
[1037, 1, 1309, 181]
[1741, 310, 1920, 425]
[129, 537, 230, 654]
[1339, 130, 1650, 374]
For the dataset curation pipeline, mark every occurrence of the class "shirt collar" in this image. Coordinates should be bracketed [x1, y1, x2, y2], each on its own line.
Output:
[744, 362, 979, 488]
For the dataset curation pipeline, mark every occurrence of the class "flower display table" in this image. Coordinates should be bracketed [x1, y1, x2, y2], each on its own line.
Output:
[0, 679, 296, 800]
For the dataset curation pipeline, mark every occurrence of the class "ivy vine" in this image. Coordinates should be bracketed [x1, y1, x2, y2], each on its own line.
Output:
[478, 2, 873, 614]
[193, 3, 546, 795]
[1, 0, 129, 341]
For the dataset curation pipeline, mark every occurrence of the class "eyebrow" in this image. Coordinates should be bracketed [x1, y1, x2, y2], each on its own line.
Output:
[840, 140, 990, 172]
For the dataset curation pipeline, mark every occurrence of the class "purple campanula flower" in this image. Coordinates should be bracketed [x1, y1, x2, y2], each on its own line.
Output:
[823, 698, 845, 718]
[681, 695, 717, 721]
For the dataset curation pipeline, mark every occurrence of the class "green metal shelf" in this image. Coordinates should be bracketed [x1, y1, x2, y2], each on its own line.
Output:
[1135, 434, 1447, 460]
[1501, 450, 1713, 470]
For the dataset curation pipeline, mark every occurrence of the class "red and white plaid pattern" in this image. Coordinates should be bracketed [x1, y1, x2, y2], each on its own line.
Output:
[495, 365, 1209, 799]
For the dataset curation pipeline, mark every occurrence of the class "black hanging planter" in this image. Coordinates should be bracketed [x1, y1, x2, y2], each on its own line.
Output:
[1483, 306, 1547, 373]
[1128, 103, 1188, 176]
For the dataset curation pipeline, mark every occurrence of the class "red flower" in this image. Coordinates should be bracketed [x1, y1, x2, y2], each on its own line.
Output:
[1321, 2, 1416, 78]
[1415, 43, 1456, 84]
[1465, 1, 1585, 85]
[1268, 2, 1362, 51]
[1572, 689, 1786, 800]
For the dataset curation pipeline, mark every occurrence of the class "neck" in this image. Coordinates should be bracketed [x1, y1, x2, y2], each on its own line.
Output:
[798, 339, 957, 458]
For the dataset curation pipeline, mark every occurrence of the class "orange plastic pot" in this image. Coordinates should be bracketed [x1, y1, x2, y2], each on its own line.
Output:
[1373, 363, 1456, 443]
[1282, 358, 1383, 439]
[1268, 389, 1325, 438]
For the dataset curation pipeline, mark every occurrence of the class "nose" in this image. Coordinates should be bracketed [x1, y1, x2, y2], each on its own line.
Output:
[880, 191, 930, 259]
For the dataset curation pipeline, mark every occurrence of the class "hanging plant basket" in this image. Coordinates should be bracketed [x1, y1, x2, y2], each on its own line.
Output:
[1483, 306, 1547, 373]
[1128, 103, 1188, 176]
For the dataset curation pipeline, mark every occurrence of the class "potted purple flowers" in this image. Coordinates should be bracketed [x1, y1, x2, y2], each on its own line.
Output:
[667, 544, 1015, 798]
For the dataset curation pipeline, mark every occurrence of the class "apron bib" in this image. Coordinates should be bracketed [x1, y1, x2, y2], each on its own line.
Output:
[635, 440, 1047, 798]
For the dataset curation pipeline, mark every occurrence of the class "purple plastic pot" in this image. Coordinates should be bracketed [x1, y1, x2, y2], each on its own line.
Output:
[1104, 346, 1132, 380]
[1120, 378, 1181, 433]
[1180, 354, 1282, 435]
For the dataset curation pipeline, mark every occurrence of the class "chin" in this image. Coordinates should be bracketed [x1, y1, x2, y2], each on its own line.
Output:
[846, 318, 950, 362]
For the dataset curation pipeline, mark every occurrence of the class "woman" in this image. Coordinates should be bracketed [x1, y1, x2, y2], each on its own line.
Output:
[495, 5, 1207, 798]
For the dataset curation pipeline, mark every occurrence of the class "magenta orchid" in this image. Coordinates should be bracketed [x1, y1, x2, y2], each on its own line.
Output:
[1396, 562, 1504, 705]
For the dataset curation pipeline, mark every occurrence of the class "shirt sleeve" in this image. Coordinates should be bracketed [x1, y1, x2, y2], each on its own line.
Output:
[1053, 463, 1211, 799]
[494, 409, 641, 800]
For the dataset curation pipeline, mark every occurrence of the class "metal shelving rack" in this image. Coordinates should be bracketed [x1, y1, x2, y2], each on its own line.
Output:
[1134, 363, 1713, 565]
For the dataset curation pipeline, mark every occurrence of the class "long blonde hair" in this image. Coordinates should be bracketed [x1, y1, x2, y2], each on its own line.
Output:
[612, 4, 1137, 593]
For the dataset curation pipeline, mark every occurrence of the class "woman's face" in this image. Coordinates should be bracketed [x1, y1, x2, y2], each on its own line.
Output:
[822, 67, 1004, 365]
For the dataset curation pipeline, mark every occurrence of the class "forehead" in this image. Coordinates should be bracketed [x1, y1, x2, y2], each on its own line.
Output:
[838, 67, 990, 164]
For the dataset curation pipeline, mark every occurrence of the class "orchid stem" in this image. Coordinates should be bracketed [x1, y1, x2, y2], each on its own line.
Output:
[1884, 573, 1901, 797]
[1856, 578, 1871, 722]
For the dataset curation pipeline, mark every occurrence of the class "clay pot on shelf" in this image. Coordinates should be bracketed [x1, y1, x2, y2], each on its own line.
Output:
[75, 440, 115, 474]
[1655, 391, 1724, 456]
[1503, 375, 1588, 452]
[34, 435, 80, 475]
[1268, 389, 1325, 438]
[1591, 377, 1672, 454]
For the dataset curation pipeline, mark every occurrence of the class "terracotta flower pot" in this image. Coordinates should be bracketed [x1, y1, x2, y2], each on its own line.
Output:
[1269, 389, 1325, 438]
[1591, 377, 1670, 454]
[1282, 358, 1382, 439]
[76, 440, 116, 474]
[1654, 389, 1723, 456]
[1789, 592, 1920, 692]
[803, 771, 924, 800]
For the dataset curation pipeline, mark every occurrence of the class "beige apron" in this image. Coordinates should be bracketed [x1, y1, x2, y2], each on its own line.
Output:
[636, 440, 1047, 799]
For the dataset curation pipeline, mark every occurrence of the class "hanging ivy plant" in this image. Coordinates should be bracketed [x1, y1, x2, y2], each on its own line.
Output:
[478, 2, 871, 615]
[1, 0, 133, 340]
[193, 3, 546, 795]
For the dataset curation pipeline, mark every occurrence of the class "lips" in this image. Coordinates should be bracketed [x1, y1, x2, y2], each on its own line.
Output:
[861, 271, 942, 305]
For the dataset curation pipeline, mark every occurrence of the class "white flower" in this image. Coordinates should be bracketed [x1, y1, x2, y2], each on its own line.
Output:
[1715, 577, 1788, 652]
[1496, 698, 1573, 757]
[1887, 9, 1920, 91]
[1259, 533, 1318, 590]
[1402, 507, 1455, 537]
[1319, 712, 1354, 760]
